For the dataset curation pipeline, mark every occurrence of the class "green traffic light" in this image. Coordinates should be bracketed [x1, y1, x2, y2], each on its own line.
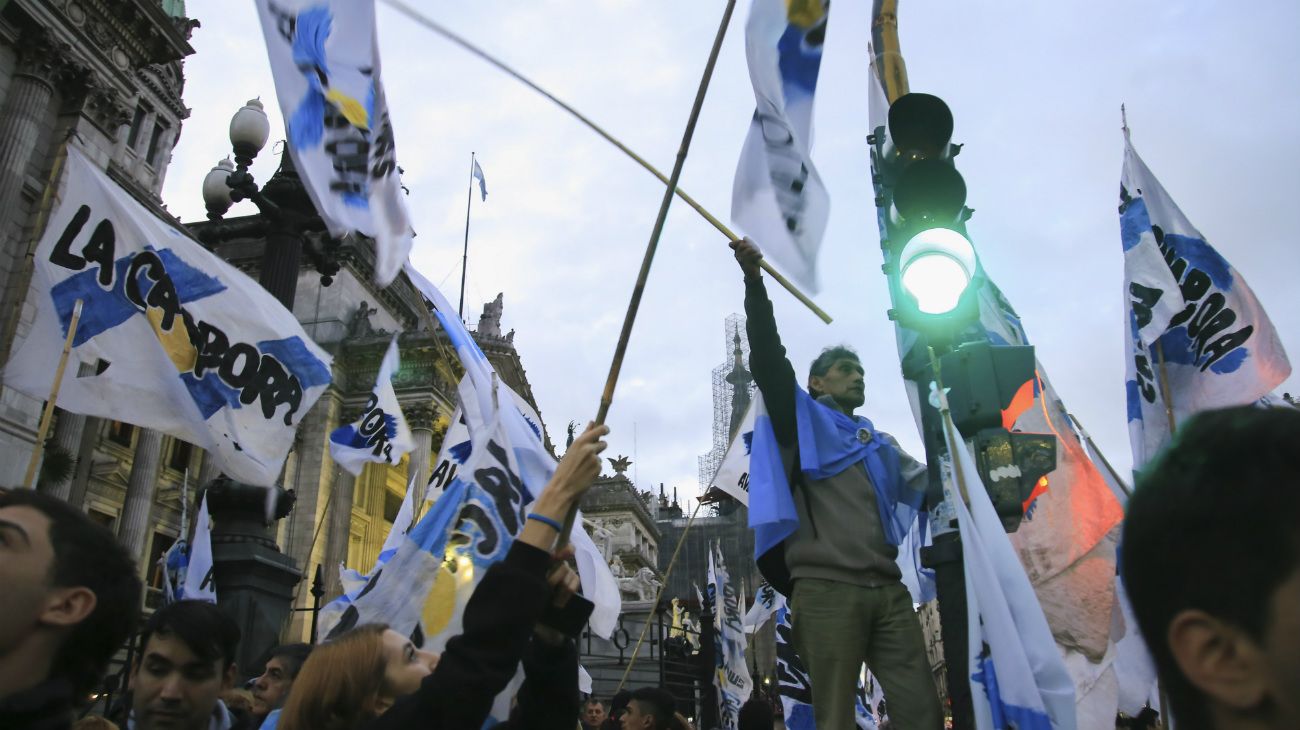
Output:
[898, 227, 977, 315]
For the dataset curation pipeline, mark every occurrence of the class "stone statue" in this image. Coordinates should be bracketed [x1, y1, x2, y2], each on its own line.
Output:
[617, 566, 662, 601]
[347, 300, 378, 338]
[477, 293, 504, 337]
[608, 554, 626, 578]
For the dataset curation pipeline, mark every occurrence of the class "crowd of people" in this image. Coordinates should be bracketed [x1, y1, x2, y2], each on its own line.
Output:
[0, 243, 1296, 730]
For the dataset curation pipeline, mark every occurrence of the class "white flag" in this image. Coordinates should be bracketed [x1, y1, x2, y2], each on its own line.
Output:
[254, 0, 414, 286]
[731, 0, 831, 292]
[472, 159, 488, 202]
[4, 147, 332, 487]
[182, 493, 217, 603]
[404, 262, 622, 641]
[328, 336, 414, 476]
[939, 399, 1076, 729]
[708, 394, 758, 506]
[742, 579, 778, 633]
[708, 544, 752, 729]
[1121, 132, 1290, 467]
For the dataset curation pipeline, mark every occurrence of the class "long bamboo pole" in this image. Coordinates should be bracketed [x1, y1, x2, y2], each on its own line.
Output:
[22, 299, 83, 489]
[616, 500, 703, 692]
[378, 0, 831, 324]
[546, 0, 738, 551]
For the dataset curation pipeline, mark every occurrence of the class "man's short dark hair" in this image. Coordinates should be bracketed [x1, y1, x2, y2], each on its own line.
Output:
[266, 643, 312, 679]
[808, 345, 860, 380]
[628, 687, 676, 729]
[738, 696, 774, 730]
[140, 600, 241, 672]
[0, 488, 141, 699]
[1120, 405, 1300, 730]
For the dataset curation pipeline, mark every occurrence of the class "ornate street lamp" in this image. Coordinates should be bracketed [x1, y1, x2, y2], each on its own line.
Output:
[202, 97, 339, 309]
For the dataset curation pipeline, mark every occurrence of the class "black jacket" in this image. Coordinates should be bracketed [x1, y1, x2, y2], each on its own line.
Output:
[364, 541, 577, 730]
[0, 678, 75, 730]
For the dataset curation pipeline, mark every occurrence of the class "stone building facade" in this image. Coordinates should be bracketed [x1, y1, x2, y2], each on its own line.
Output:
[0, 1, 553, 653]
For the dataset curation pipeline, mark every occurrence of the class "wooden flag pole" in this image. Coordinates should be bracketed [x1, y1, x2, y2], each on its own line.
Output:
[22, 299, 83, 489]
[379, 0, 831, 324]
[548, 0, 737, 550]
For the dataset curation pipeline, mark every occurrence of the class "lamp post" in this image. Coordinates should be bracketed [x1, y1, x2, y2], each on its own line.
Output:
[201, 97, 339, 310]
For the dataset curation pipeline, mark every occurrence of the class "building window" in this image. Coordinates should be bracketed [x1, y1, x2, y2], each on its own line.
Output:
[126, 105, 147, 148]
[168, 440, 193, 472]
[108, 421, 134, 446]
[383, 490, 403, 524]
[147, 120, 169, 167]
[89, 509, 115, 532]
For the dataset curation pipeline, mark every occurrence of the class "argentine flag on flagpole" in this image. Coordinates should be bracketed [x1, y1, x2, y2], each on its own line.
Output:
[935, 386, 1076, 729]
[1120, 128, 1290, 468]
[182, 492, 217, 603]
[472, 158, 488, 201]
[329, 336, 415, 476]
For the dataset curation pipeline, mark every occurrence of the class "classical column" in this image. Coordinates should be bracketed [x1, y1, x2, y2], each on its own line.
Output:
[116, 428, 165, 563]
[0, 30, 63, 318]
[321, 469, 356, 599]
[406, 404, 437, 496]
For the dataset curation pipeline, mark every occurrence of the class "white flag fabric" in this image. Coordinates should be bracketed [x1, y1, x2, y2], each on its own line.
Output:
[742, 579, 778, 633]
[938, 398, 1076, 730]
[425, 403, 468, 502]
[404, 262, 622, 640]
[708, 544, 752, 729]
[4, 147, 332, 486]
[254, 0, 414, 286]
[708, 393, 758, 506]
[1120, 132, 1290, 467]
[328, 336, 414, 476]
[731, 0, 831, 292]
[472, 159, 488, 202]
[182, 493, 217, 603]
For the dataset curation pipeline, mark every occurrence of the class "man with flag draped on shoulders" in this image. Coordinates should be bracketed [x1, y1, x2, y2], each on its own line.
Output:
[730, 238, 941, 729]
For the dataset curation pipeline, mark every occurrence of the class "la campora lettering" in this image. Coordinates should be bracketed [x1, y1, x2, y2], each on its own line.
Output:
[50, 205, 306, 425]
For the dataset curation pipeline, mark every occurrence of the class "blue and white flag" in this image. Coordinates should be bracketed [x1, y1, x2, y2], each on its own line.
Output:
[329, 336, 414, 476]
[182, 493, 217, 603]
[1120, 132, 1291, 468]
[774, 598, 877, 730]
[317, 477, 468, 642]
[255, 0, 414, 287]
[472, 158, 488, 202]
[338, 474, 417, 596]
[403, 262, 622, 642]
[731, 0, 831, 292]
[742, 579, 778, 633]
[707, 390, 759, 506]
[4, 147, 332, 487]
[708, 544, 752, 729]
[937, 390, 1076, 730]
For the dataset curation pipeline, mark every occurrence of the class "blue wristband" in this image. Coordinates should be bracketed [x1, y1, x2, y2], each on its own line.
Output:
[526, 513, 564, 533]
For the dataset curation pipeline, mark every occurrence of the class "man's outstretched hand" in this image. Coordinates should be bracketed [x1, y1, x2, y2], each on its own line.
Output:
[730, 237, 763, 280]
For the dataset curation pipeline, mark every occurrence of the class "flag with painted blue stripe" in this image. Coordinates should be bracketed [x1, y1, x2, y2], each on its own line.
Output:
[1121, 132, 1290, 468]
[3, 147, 332, 487]
[254, 0, 413, 287]
[937, 392, 1076, 730]
[708, 544, 752, 729]
[731, 0, 831, 292]
[329, 336, 414, 476]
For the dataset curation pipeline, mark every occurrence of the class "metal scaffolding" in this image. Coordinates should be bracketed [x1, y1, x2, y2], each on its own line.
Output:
[697, 313, 753, 488]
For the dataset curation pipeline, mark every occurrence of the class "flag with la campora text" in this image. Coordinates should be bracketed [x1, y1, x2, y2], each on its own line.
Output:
[4, 146, 332, 487]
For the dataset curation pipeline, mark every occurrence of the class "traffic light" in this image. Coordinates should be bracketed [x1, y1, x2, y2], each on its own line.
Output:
[939, 341, 1056, 532]
[870, 92, 982, 336]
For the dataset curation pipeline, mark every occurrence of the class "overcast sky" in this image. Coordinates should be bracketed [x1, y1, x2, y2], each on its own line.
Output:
[165, 1, 1299, 499]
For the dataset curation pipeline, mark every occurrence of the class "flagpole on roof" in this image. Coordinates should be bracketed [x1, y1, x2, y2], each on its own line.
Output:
[458, 151, 475, 319]
[22, 298, 83, 489]
[377, 0, 830, 324]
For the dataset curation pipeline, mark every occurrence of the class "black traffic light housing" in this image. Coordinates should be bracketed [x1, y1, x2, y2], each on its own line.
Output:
[939, 341, 1057, 532]
[870, 93, 984, 338]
